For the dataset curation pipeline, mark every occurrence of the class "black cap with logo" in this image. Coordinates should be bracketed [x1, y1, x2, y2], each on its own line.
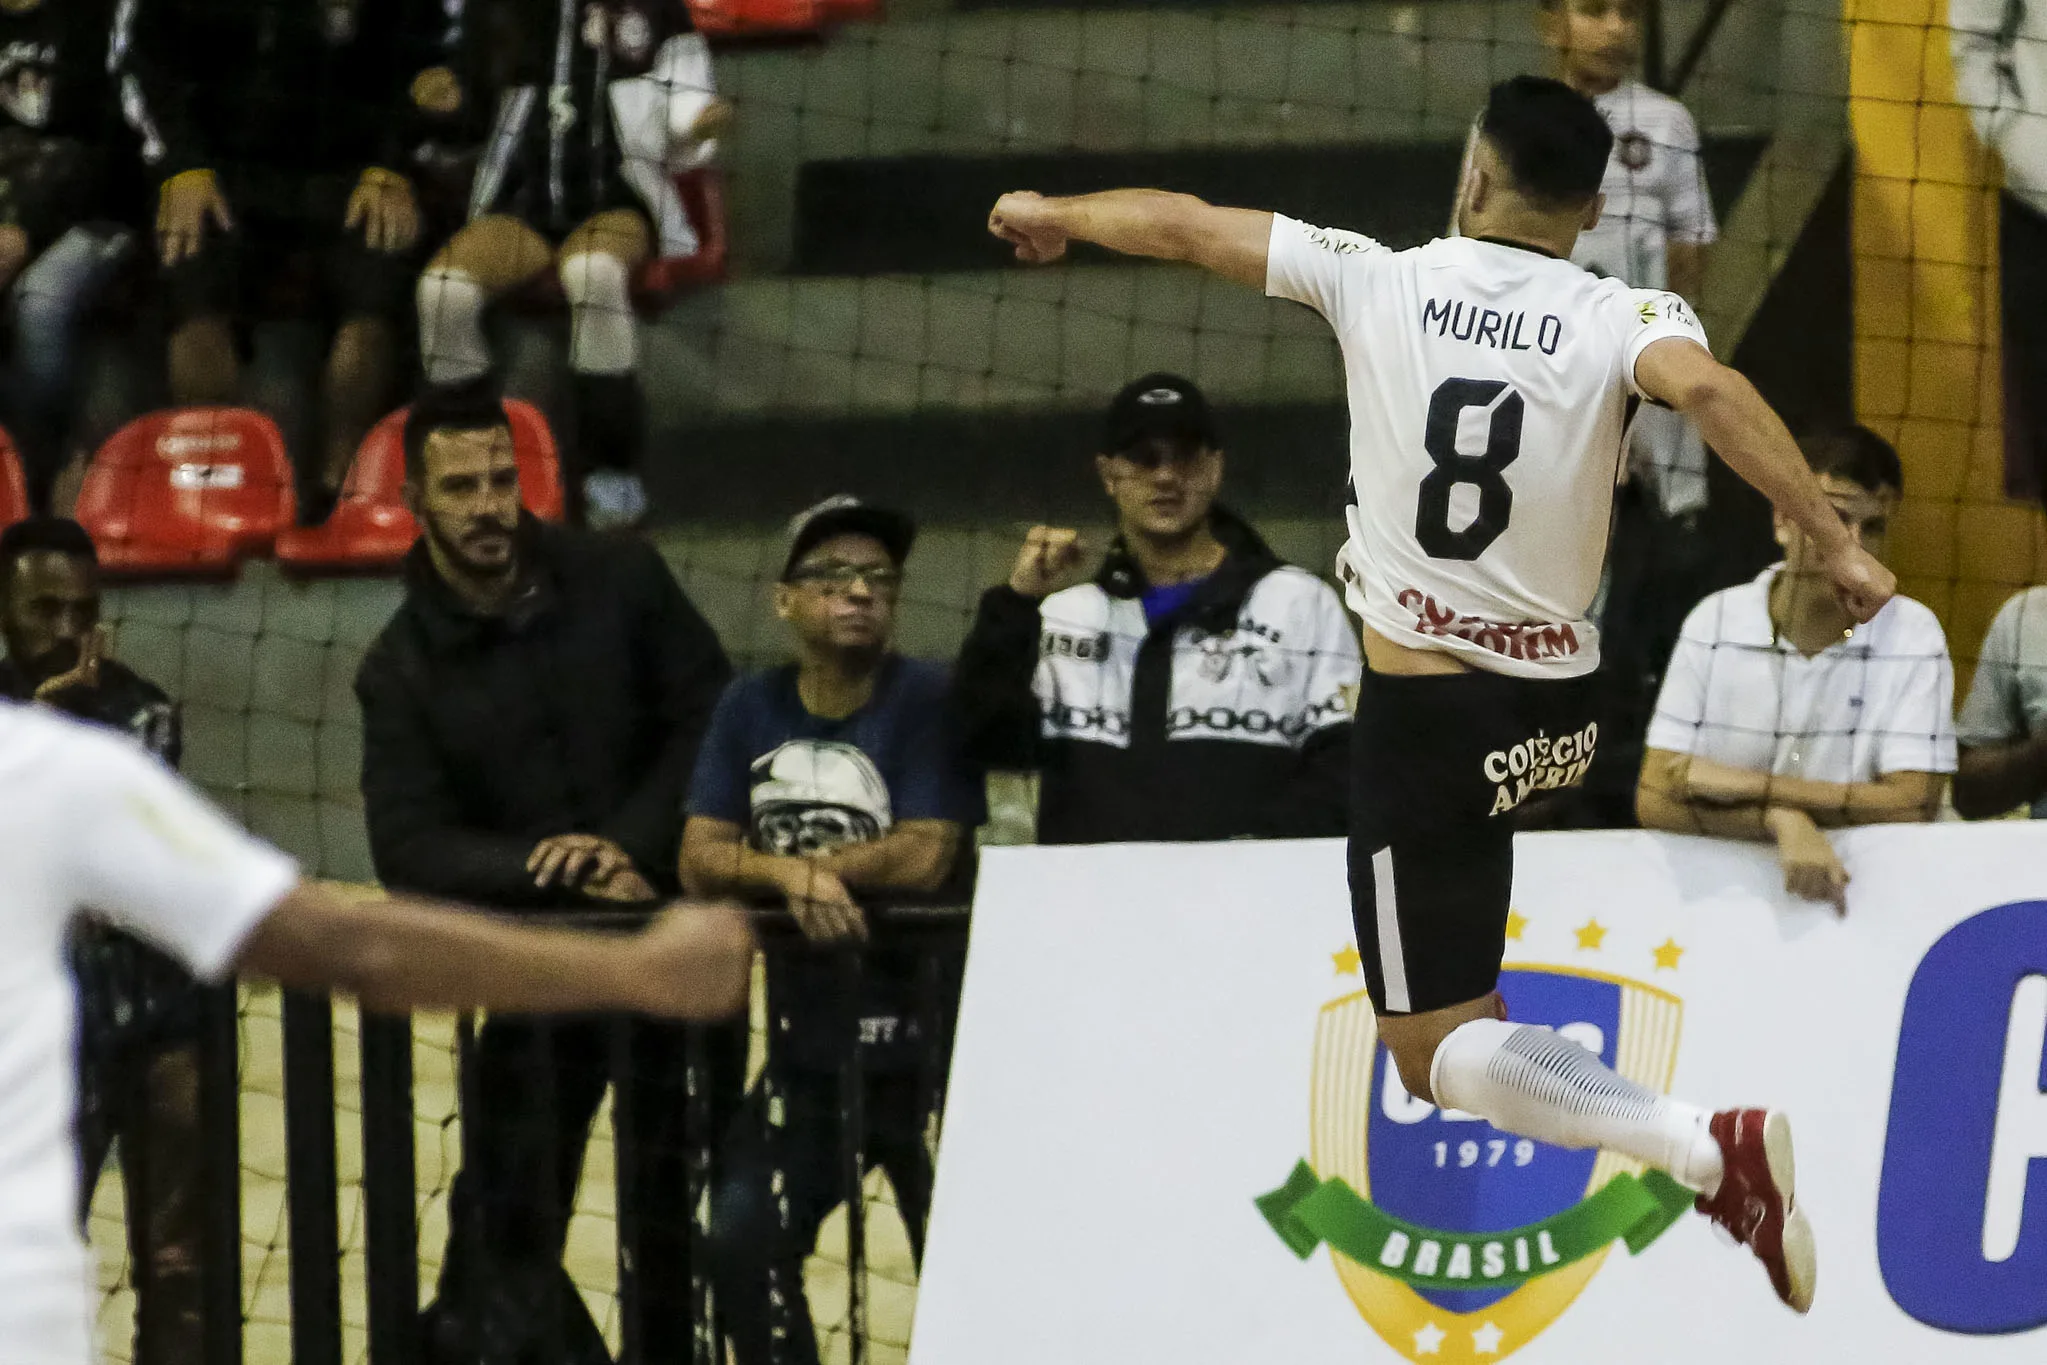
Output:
[781, 496, 918, 580]
[1102, 373, 1219, 454]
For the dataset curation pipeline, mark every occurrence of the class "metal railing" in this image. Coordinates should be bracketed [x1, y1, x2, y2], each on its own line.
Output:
[187, 903, 968, 1365]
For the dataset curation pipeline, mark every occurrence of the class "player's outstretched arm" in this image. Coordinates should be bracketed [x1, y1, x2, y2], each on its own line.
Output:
[987, 189, 1272, 288]
[1634, 337, 1896, 621]
[235, 882, 755, 1019]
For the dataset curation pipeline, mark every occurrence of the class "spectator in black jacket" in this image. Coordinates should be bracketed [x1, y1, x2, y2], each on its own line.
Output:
[0, 0, 147, 509]
[0, 517, 205, 1365]
[353, 382, 734, 1365]
[952, 374, 1359, 843]
[124, 0, 444, 519]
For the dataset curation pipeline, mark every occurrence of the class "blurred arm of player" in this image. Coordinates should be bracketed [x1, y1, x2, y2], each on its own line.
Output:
[238, 884, 754, 1019]
[1633, 336, 1895, 621]
[70, 729, 754, 1019]
[988, 190, 1272, 289]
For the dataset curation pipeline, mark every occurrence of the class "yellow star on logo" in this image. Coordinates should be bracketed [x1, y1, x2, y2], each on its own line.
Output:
[1573, 918, 1608, 951]
[1653, 937, 1686, 970]
[1504, 910, 1529, 942]
[1332, 945, 1362, 976]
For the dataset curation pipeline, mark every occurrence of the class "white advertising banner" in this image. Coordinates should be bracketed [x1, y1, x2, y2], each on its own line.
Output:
[911, 825, 2047, 1364]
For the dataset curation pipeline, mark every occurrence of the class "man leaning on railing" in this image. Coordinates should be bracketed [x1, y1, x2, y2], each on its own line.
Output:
[1635, 427, 1956, 910]
[352, 382, 736, 1365]
[680, 496, 984, 1365]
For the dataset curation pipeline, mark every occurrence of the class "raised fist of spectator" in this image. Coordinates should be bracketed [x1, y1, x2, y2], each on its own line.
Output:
[1008, 525, 1087, 599]
[156, 170, 233, 266]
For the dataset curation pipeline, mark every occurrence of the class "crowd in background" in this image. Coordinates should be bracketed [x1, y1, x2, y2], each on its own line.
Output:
[7, 0, 2047, 1363]
[0, 0, 721, 529]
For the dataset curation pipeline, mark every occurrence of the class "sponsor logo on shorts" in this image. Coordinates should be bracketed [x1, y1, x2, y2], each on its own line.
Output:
[1257, 960, 1689, 1361]
[1484, 724, 1597, 815]
[1398, 589, 1583, 664]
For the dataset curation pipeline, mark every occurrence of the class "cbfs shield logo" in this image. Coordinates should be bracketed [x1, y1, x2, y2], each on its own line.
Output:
[1258, 965, 1692, 1363]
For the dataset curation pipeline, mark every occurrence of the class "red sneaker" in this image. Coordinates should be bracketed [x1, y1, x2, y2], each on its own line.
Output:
[1695, 1109, 1817, 1313]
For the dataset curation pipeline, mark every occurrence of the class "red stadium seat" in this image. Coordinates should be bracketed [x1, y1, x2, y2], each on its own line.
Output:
[0, 428, 28, 533]
[688, 0, 821, 37]
[75, 408, 295, 576]
[275, 399, 564, 572]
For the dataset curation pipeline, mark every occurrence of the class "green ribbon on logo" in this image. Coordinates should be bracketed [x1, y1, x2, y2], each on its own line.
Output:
[1255, 1161, 1694, 1292]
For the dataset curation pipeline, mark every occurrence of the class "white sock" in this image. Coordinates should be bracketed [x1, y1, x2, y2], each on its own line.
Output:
[417, 266, 491, 384]
[1430, 1018, 1724, 1196]
[560, 251, 638, 374]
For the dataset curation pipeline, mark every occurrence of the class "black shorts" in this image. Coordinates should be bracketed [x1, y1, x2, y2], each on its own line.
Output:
[160, 168, 416, 327]
[1348, 666, 1600, 1015]
[475, 148, 647, 246]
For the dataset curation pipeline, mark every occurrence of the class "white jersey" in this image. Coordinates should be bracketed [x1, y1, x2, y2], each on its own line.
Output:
[0, 704, 295, 1365]
[1265, 215, 1711, 678]
[1572, 81, 1718, 290]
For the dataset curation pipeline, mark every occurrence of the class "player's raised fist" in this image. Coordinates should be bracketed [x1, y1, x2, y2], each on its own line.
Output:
[1009, 525, 1087, 599]
[1823, 543, 1896, 624]
[989, 191, 1069, 264]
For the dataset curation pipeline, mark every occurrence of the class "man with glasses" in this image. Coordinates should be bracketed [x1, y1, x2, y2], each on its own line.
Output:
[952, 372, 1359, 844]
[682, 495, 982, 1365]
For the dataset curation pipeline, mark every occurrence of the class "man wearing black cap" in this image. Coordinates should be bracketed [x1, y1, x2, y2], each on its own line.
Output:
[682, 496, 982, 1365]
[952, 373, 1359, 844]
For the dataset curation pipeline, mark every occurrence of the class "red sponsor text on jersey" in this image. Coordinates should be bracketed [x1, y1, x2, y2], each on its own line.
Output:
[1397, 588, 1583, 663]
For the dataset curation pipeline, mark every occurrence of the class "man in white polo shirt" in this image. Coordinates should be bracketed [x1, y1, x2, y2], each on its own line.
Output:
[1636, 426, 1955, 908]
[0, 700, 755, 1365]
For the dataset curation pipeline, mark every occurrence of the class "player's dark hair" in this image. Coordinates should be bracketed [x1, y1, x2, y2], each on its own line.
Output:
[403, 378, 512, 483]
[1478, 75, 1613, 211]
[1799, 425, 1904, 497]
[0, 517, 97, 595]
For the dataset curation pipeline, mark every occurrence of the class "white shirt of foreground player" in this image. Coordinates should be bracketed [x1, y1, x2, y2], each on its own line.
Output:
[1265, 214, 1706, 679]
[0, 702, 296, 1365]
[1645, 564, 1959, 784]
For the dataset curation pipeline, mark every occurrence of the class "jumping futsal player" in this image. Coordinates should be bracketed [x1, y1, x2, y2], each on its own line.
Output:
[986, 74, 1898, 1313]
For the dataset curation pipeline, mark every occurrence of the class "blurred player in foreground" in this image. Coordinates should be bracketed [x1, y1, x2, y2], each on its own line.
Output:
[986, 75, 1897, 1314]
[0, 701, 755, 1365]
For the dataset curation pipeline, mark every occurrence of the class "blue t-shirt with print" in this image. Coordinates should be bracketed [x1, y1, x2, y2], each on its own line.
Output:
[687, 655, 983, 1072]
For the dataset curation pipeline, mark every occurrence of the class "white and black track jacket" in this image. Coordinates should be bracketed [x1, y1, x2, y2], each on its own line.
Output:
[952, 510, 1360, 844]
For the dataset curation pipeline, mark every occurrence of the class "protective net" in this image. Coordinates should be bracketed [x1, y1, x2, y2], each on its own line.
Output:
[43, 0, 2043, 1361]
